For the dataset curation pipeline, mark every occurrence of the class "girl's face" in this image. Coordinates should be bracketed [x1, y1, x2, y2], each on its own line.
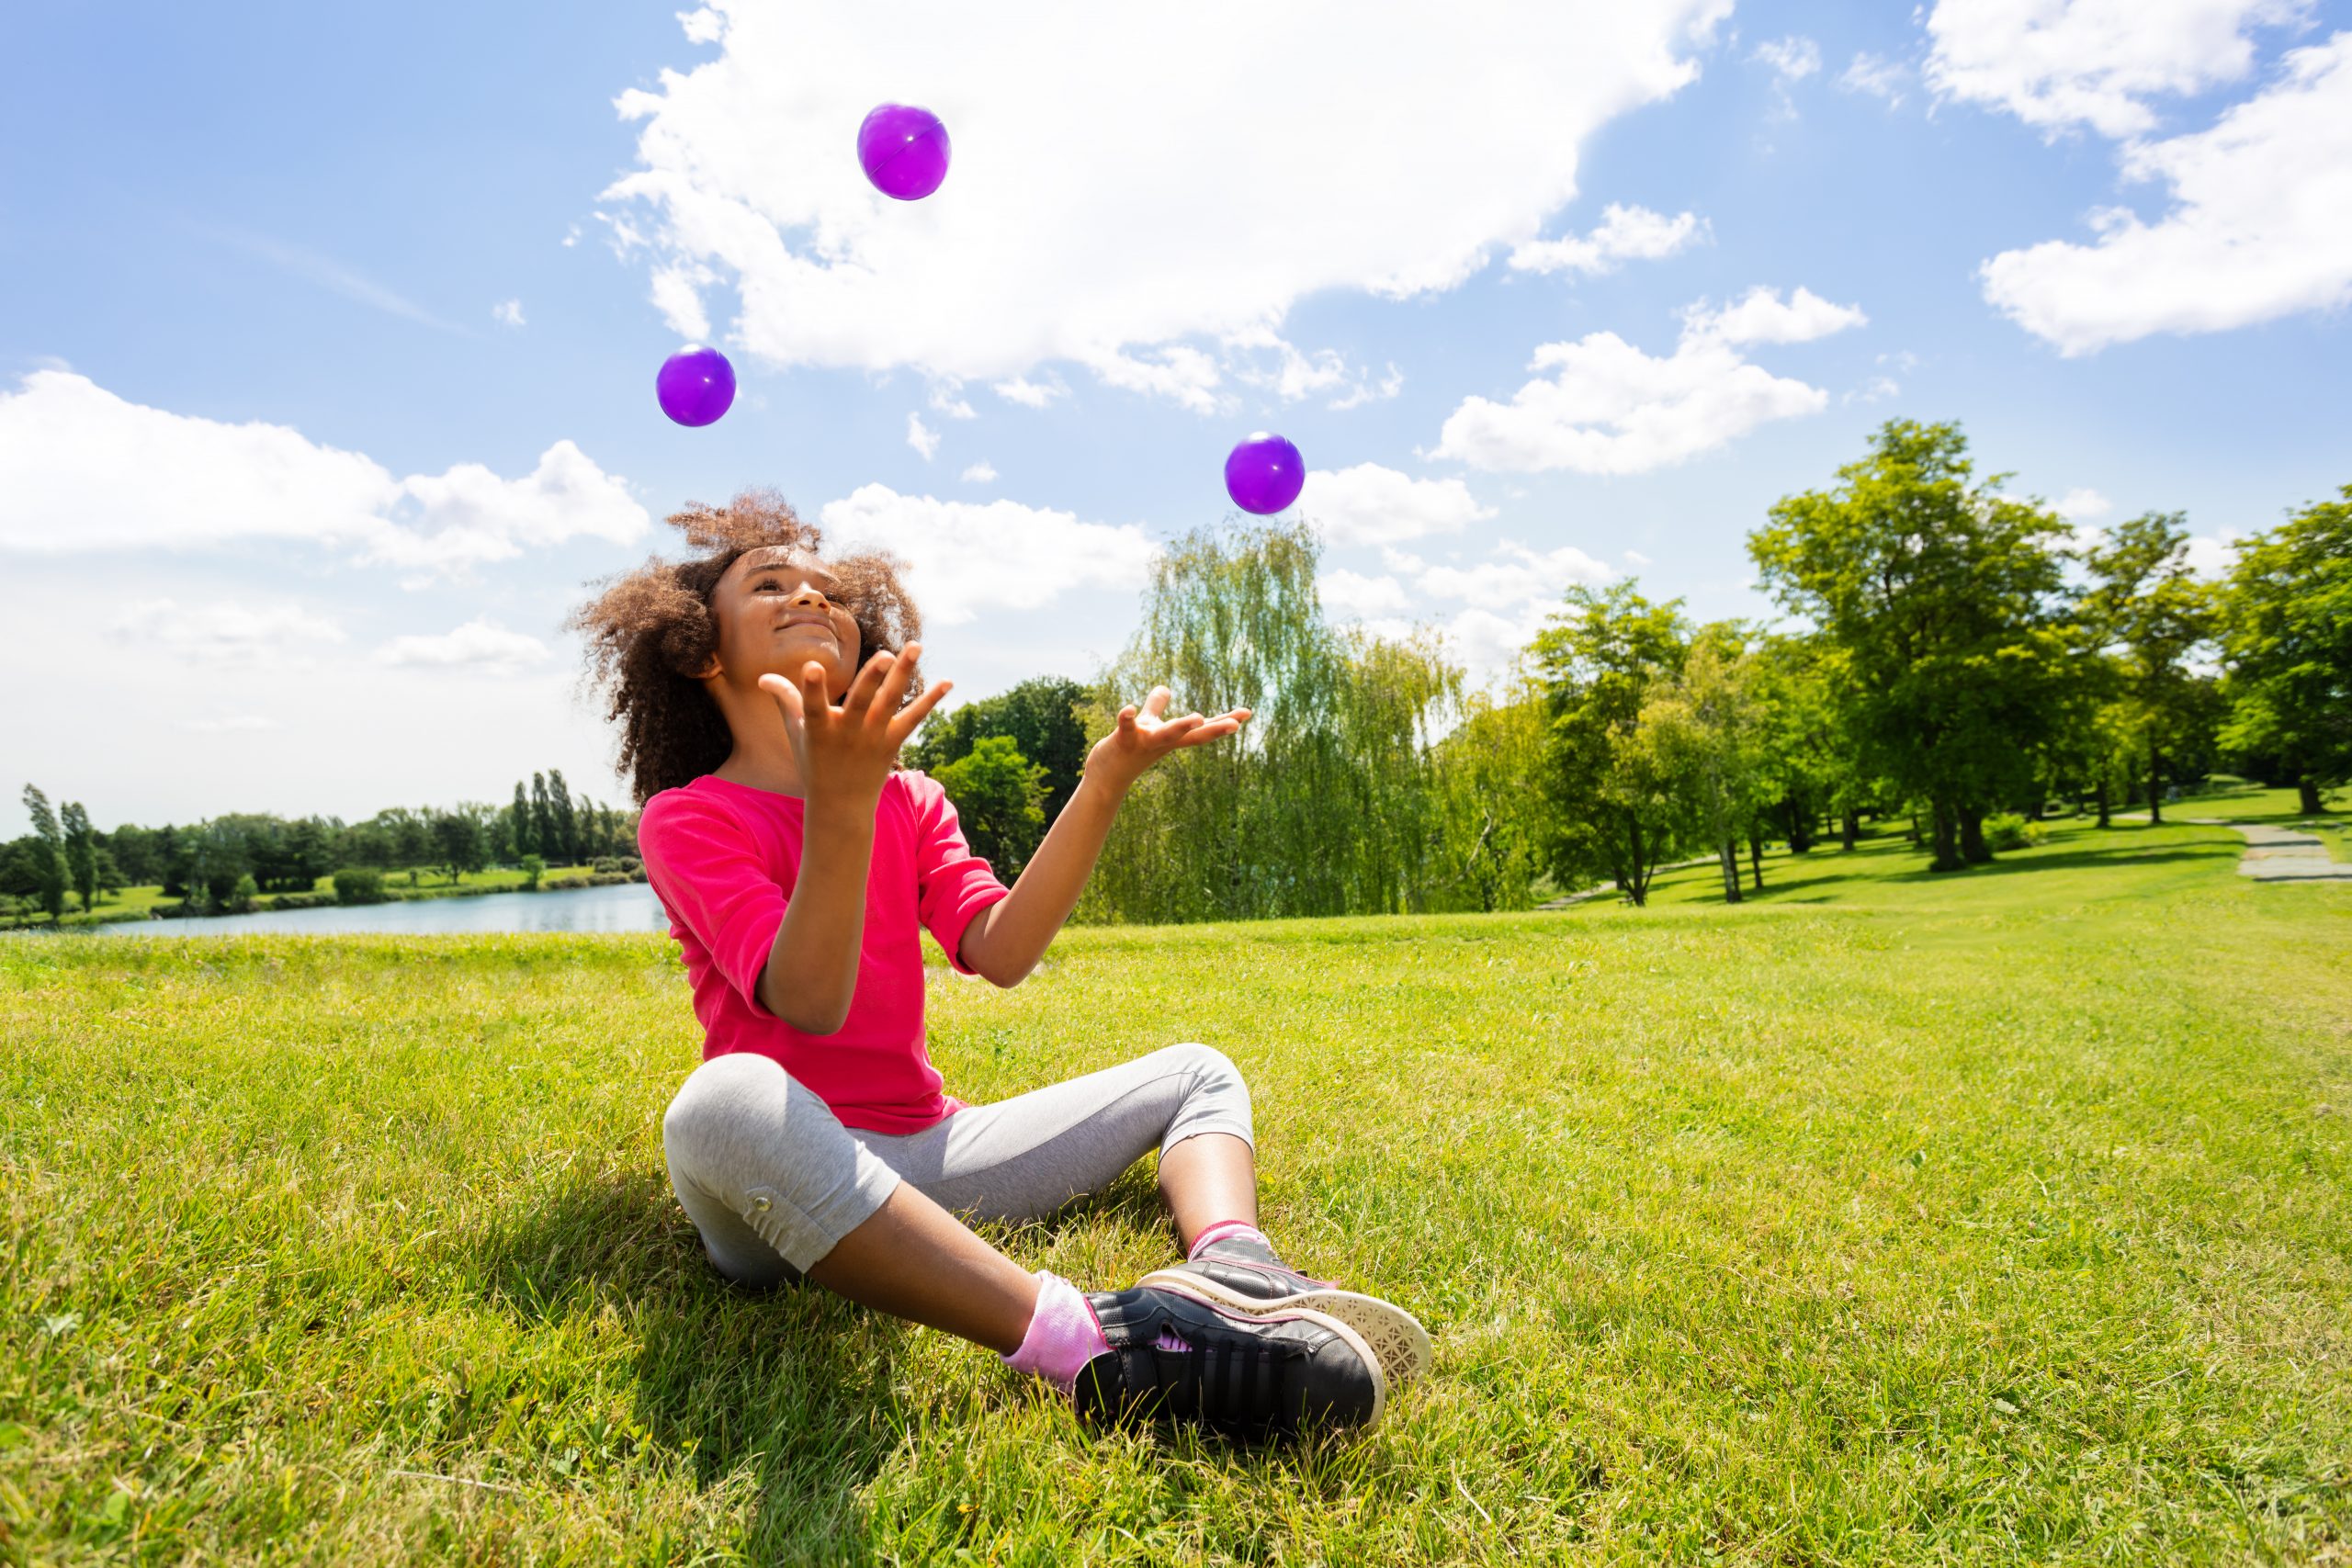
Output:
[700, 547, 863, 700]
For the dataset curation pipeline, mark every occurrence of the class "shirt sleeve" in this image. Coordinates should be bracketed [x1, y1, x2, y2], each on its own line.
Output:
[638, 792, 786, 1017]
[901, 771, 1012, 976]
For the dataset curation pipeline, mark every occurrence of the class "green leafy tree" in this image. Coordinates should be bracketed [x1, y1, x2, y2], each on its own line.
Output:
[511, 781, 538, 857]
[1642, 626, 1774, 903]
[107, 823, 161, 886]
[518, 853, 546, 891]
[432, 807, 490, 883]
[933, 736, 1049, 876]
[19, 785, 67, 922]
[548, 770, 578, 864]
[531, 773, 556, 865]
[1527, 581, 1693, 906]
[2220, 484, 2352, 814]
[1429, 677, 1549, 912]
[60, 801, 97, 913]
[1750, 420, 2072, 872]
[2081, 513, 2222, 825]
[910, 676, 1091, 831]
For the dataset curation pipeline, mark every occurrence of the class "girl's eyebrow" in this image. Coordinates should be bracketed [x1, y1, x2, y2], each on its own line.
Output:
[745, 557, 839, 586]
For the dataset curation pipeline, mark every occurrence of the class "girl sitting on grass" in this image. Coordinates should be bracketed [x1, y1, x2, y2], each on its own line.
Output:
[572, 491, 1428, 1440]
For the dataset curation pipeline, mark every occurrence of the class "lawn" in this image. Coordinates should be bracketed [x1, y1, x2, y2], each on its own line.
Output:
[4, 813, 2349, 1563]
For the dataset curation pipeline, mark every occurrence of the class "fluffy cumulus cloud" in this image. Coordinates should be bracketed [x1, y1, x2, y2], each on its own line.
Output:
[1326, 540, 1615, 690]
[1751, 36, 1823, 80]
[1509, 204, 1709, 276]
[1927, 0, 2310, 138]
[1431, 286, 1865, 474]
[0, 372, 649, 576]
[817, 484, 1159, 626]
[1297, 464, 1496, 547]
[606, 2, 1730, 405]
[1978, 32, 2352, 354]
[2054, 486, 2113, 518]
[376, 617, 553, 672]
[109, 597, 346, 662]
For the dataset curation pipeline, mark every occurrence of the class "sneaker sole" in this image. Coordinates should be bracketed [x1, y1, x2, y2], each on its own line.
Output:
[1136, 1269, 1431, 1387]
[1136, 1282, 1387, 1432]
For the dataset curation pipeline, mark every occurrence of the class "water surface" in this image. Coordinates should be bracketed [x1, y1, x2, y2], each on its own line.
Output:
[56, 881, 672, 938]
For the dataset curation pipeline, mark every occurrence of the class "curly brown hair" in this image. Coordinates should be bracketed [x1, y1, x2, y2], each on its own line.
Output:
[571, 488, 923, 804]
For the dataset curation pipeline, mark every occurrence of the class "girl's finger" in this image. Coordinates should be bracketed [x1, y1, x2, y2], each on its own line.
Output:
[1142, 686, 1174, 719]
[1115, 704, 1139, 736]
[888, 678, 954, 743]
[757, 671, 804, 720]
[1178, 718, 1243, 746]
[1148, 715, 1206, 746]
[840, 649, 895, 718]
[867, 640, 923, 730]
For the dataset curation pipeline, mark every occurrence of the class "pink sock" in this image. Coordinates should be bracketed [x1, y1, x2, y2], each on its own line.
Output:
[1001, 1270, 1110, 1393]
[1188, 1220, 1272, 1260]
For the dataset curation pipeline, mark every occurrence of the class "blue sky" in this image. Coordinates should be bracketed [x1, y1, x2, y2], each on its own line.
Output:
[6, 0, 2348, 835]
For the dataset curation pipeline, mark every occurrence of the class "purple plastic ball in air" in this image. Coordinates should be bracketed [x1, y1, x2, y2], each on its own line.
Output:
[1224, 433, 1306, 515]
[656, 345, 736, 428]
[857, 103, 951, 200]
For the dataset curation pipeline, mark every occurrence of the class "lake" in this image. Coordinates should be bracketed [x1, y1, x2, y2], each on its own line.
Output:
[48, 881, 674, 938]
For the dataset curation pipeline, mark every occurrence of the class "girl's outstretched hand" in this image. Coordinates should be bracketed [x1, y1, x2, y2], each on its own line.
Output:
[1085, 685, 1251, 794]
[758, 642, 950, 804]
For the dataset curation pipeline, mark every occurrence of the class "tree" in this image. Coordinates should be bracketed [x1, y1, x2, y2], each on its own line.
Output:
[107, 822, 161, 886]
[531, 773, 556, 865]
[2081, 513, 2222, 826]
[1429, 679, 1549, 912]
[432, 807, 489, 883]
[1641, 626, 1774, 903]
[548, 770, 578, 864]
[511, 781, 538, 857]
[2220, 485, 2352, 815]
[933, 736, 1049, 876]
[19, 786, 66, 922]
[1750, 420, 2072, 872]
[60, 801, 97, 913]
[910, 676, 1091, 831]
[1527, 581, 1693, 906]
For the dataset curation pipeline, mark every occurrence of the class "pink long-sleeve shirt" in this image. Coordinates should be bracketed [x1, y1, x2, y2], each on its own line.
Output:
[637, 770, 1012, 1134]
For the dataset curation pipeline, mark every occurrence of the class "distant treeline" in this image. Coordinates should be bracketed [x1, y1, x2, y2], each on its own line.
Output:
[5, 771, 641, 922]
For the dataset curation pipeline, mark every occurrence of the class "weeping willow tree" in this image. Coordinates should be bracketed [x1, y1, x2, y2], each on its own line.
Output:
[1077, 522, 1463, 923]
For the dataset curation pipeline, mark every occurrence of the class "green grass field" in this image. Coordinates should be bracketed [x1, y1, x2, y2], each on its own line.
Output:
[5, 808, 2349, 1563]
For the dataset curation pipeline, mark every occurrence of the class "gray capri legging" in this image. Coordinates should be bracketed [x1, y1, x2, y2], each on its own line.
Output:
[661, 1042, 1253, 1286]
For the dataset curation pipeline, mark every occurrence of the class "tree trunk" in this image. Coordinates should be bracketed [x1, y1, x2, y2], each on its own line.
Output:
[1783, 799, 1815, 853]
[1747, 829, 1765, 891]
[2095, 777, 2111, 829]
[1840, 810, 1859, 851]
[1719, 840, 1743, 903]
[2146, 743, 2165, 827]
[1625, 814, 1648, 906]
[1928, 799, 1962, 873]
[2300, 774, 2324, 815]
[1961, 808, 1991, 864]
[1909, 811, 1924, 847]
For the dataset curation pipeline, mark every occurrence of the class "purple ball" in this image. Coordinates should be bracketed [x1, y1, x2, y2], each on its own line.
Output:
[1224, 433, 1306, 515]
[857, 103, 951, 200]
[656, 345, 736, 427]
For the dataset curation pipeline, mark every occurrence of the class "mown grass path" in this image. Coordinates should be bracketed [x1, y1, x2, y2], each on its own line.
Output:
[5, 816, 2348, 1563]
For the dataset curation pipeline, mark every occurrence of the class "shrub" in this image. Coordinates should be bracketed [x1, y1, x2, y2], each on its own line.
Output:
[225, 874, 259, 914]
[334, 866, 388, 906]
[1984, 813, 2050, 852]
[265, 892, 338, 911]
[519, 853, 546, 891]
[591, 856, 628, 874]
[585, 871, 632, 887]
[2201, 773, 2256, 794]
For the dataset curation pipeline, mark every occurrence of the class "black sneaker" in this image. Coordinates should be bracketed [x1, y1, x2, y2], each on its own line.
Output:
[1071, 1283, 1384, 1438]
[1139, 1236, 1432, 1385]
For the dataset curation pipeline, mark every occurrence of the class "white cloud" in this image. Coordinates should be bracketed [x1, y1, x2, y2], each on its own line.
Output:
[492, 299, 526, 328]
[2183, 532, 2241, 578]
[1328, 364, 1406, 412]
[1509, 204, 1709, 276]
[1297, 464, 1496, 547]
[1752, 36, 1822, 80]
[377, 617, 552, 672]
[1382, 541, 1615, 607]
[1623, 548, 1654, 567]
[1431, 286, 1864, 475]
[1317, 568, 1411, 617]
[2055, 486, 2113, 518]
[1848, 375, 1902, 403]
[1926, 0, 2310, 139]
[176, 714, 282, 734]
[678, 6, 723, 44]
[1978, 32, 2352, 353]
[109, 597, 346, 663]
[992, 375, 1065, 409]
[649, 264, 714, 339]
[604, 2, 1728, 405]
[1840, 51, 1909, 106]
[928, 379, 977, 420]
[959, 460, 997, 484]
[1697, 284, 1868, 344]
[817, 484, 1159, 626]
[0, 371, 650, 577]
[906, 411, 941, 460]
